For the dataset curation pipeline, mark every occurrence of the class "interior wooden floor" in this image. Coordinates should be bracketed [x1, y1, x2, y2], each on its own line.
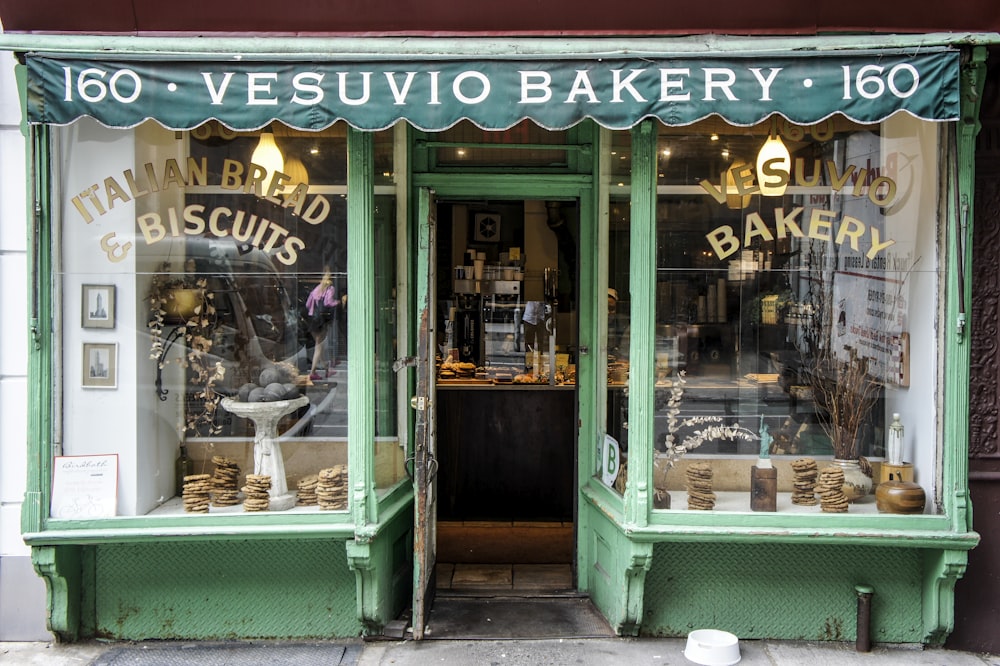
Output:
[436, 521, 575, 595]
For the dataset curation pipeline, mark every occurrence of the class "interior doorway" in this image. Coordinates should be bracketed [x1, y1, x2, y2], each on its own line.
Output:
[430, 198, 580, 596]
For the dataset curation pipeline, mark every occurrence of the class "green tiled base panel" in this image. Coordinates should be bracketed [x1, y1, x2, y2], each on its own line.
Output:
[641, 542, 922, 642]
[95, 540, 361, 640]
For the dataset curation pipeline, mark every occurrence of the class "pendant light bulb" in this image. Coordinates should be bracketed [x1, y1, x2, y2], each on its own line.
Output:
[726, 162, 752, 210]
[283, 155, 310, 190]
[756, 134, 790, 197]
[251, 129, 285, 192]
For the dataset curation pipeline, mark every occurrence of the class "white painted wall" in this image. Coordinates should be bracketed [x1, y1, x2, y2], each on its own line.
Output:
[0, 49, 51, 641]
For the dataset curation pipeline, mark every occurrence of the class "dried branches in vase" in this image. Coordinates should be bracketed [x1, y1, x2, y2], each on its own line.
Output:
[802, 347, 881, 461]
[661, 371, 760, 465]
[653, 371, 760, 509]
[796, 244, 883, 462]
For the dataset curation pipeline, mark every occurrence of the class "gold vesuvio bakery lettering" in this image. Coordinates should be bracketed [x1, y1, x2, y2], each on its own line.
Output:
[701, 158, 901, 261]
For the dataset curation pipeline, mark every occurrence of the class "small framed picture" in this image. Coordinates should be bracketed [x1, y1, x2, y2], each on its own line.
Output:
[82, 284, 115, 329]
[82, 342, 117, 389]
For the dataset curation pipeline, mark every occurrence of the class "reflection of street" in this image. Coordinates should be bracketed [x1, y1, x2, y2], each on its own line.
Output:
[298, 367, 348, 439]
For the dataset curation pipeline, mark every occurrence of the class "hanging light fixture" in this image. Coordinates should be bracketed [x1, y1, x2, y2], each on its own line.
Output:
[727, 162, 752, 210]
[755, 118, 790, 197]
[283, 155, 310, 190]
[250, 127, 285, 192]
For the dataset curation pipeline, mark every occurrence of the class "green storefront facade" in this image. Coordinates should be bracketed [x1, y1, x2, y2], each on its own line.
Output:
[4, 32, 992, 643]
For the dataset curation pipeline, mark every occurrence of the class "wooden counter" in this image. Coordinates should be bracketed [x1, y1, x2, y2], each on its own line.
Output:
[436, 385, 575, 522]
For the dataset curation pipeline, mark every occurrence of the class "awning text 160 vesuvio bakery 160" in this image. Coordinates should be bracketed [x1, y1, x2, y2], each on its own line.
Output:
[25, 50, 960, 131]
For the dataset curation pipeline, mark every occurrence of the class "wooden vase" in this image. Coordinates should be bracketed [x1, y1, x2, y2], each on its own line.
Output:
[875, 480, 926, 514]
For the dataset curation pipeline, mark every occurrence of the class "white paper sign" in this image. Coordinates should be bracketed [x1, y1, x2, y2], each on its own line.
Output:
[601, 434, 621, 488]
[51, 454, 118, 518]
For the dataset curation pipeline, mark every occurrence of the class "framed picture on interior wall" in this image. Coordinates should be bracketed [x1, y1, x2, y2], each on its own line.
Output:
[82, 284, 115, 329]
[473, 212, 502, 243]
[82, 342, 117, 389]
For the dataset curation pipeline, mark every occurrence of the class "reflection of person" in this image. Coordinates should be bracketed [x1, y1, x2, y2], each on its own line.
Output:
[522, 300, 549, 352]
[306, 269, 338, 380]
[608, 288, 630, 357]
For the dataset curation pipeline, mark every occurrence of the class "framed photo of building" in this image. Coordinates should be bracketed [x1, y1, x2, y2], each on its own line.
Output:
[82, 342, 117, 389]
[82, 284, 115, 329]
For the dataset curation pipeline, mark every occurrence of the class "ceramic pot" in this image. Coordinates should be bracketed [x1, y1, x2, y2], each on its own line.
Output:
[876, 480, 926, 514]
[832, 458, 873, 502]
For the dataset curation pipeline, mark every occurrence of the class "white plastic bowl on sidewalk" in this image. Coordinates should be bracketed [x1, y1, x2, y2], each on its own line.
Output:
[684, 629, 742, 665]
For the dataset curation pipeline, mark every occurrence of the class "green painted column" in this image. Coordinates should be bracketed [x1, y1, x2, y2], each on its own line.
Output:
[627, 120, 657, 528]
[347, 128, 376, 528]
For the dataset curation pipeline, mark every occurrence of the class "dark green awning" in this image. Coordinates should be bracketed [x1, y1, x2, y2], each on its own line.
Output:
[26, 50, 960, 131]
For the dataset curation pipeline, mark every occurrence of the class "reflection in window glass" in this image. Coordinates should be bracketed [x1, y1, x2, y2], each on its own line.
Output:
[651, 116, 940, 513]
[603, 130, 632, 496]
[375, 194, 404, 491]
[56, 119, 355, 516]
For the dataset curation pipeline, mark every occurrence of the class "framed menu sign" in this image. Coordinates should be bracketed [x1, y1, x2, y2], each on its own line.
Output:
[50, 454, 118, 519]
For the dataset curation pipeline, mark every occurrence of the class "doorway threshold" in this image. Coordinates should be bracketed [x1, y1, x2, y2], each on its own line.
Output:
[423, 596, 615, 640]
[436, 562, 576, 597]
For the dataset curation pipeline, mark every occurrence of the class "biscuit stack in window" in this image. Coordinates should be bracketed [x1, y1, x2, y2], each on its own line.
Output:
[182, 474, 212, 513]
[791, 458, 819, 506]
[210, 456, 241, 507]
[242, 474, 271, 512]
[296, 474, 319, 506]
[317, 465, 348, 510]
[685, 461, 716, 510]
[817, 465, 849, 513]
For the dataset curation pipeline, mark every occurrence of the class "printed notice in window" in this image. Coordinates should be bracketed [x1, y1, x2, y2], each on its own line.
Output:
[51, 454, 118, 519]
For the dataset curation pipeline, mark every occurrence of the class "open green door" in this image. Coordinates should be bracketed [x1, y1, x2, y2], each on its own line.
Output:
[411, 187, 438, 640]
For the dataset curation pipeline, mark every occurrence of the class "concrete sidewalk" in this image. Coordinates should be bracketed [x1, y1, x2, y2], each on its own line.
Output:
[3, 638, 1000, 665]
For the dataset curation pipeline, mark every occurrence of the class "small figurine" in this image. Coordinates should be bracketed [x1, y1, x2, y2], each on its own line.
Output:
[759, 415, 772, 460]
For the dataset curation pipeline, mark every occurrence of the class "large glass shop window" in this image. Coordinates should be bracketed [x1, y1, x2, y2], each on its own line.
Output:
[53, 119, 370, 518]
[650, 115, 941, 514]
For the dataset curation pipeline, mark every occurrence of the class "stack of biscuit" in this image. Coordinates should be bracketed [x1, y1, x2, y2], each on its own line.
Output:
[296, 474, 319, 506]
[242, 474, 271, 512]
[317, 465, 348, 510]
[685, 461, 716, 510]
[791, 458, 819, 506]
[816, 465, 849, 513]
[210, 456, 241, 507]
[182, 473, 212, 513]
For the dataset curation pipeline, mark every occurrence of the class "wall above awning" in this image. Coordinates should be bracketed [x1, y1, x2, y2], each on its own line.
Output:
[26, 49, 961, 131]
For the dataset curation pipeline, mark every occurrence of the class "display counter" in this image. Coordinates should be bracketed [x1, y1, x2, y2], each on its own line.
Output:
[436, 384, 575, 522]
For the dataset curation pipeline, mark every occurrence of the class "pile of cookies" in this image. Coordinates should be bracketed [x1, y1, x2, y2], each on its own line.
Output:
[210, 456, 241, 508]
[296, 474, 319, 506]
[791, 458, 819, 506]
[816, 465, 849, 513]
[182, 473, 212, 513]
[317, 465, 348, 510]
[242, 474, 271, 512]
[685, 461, 716, 510]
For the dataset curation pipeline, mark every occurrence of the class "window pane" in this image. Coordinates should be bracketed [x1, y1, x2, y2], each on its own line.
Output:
[652, 116, 940, 513]
[603, 130, 632, 495]
[56, 119, 352, 516]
